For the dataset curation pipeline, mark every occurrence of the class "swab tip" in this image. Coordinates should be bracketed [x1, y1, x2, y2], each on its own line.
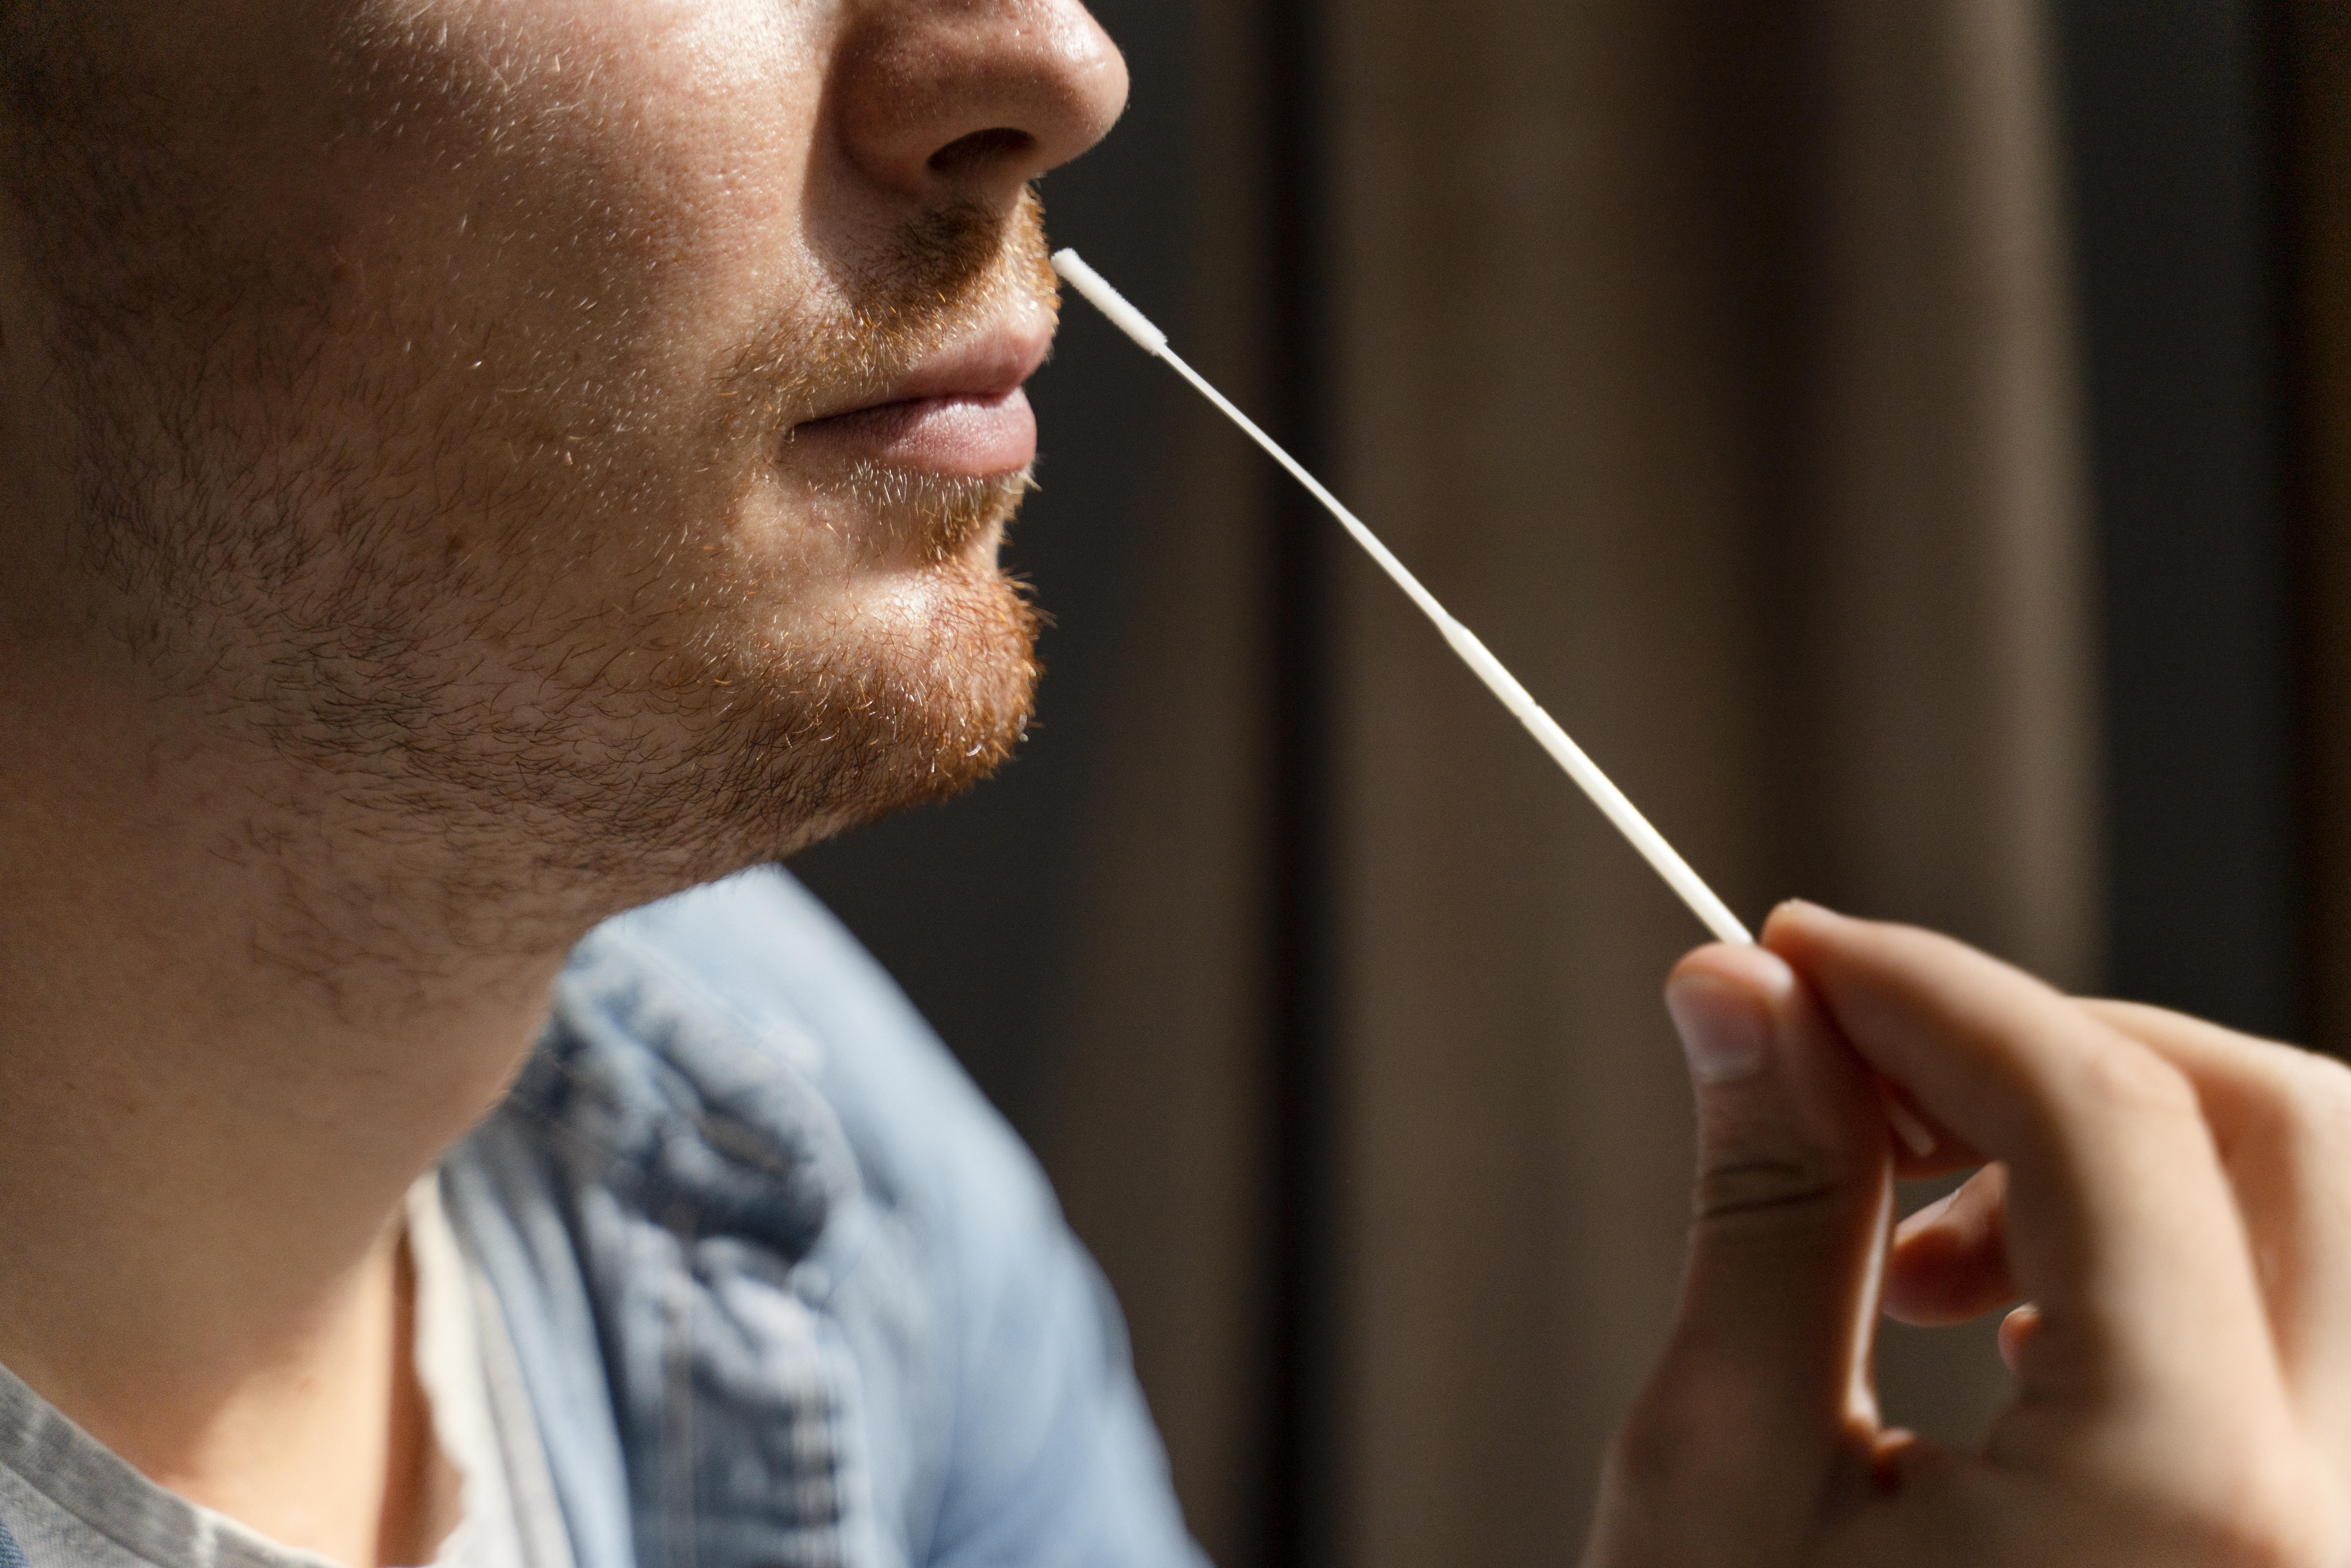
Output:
[1051, 248, 1169, 357]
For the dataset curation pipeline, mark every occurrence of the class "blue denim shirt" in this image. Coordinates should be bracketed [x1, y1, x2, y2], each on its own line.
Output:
[437, 867, 1208, 1568]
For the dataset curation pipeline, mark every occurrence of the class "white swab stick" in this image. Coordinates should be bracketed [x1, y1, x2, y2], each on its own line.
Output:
[1053, 248, 1752, 946]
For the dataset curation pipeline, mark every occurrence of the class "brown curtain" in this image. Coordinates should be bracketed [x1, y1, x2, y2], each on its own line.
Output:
[2290, 3, 2351, 1055]
[1036, 1, 2096, 1562]
[1039, 5, 1288, 1555]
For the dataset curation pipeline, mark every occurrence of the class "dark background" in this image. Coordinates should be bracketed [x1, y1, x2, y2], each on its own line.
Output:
[793, 1, 2330, 1561]
[800, 0, 2313, 1143]
[2053, 0, 2300, 1041]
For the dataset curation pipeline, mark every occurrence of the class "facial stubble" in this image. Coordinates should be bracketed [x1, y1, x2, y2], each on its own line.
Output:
[670, 197, 1058, 860]
[15, 71, 1056, 921]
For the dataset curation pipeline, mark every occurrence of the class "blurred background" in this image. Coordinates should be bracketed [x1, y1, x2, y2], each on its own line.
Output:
[791, 1, 2351, 1563]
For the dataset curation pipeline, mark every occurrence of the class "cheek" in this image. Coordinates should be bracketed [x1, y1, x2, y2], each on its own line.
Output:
[333, 0, 825, 381]
[297, 2, 844, 579]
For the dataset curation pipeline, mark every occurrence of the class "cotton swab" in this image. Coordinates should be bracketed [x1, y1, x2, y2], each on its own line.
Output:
[1052, 248, 1753, 947]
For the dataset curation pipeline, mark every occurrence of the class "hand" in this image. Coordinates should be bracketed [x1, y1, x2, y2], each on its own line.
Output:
[1584, 901, 2351, 1567]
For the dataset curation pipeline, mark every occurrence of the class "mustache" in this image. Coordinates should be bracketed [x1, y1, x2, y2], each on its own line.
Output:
[720, 186, 1057, 426]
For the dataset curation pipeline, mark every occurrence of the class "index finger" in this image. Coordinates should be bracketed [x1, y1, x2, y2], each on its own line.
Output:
[1763, 903, 2290, 1471]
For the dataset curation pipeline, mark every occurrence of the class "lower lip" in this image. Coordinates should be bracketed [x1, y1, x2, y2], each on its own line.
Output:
[792, 387, 1036, 476]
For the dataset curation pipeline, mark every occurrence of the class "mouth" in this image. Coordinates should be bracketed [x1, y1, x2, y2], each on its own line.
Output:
[790, 327, 1050, 478]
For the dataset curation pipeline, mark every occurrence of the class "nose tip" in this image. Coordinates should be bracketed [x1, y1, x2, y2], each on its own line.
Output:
[835, 0, 1129, 206]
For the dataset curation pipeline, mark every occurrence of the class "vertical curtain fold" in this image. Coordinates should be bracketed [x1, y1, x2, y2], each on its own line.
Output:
[2288, 4, 2351, 1054]
[1040, 6, 1284, 1563]
[1032, 1, 2099, 1560]
[1321, 1, 2092, 1558]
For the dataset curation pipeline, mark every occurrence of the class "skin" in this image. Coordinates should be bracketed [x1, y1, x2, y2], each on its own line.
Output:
[1592, 903, 2351, 1566]
[0, 5, 2341, 1568]
[0, 2, 1123, 1563]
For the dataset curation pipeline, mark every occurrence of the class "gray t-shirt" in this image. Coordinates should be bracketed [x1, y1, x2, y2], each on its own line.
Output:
[0, 1175, 574, 1568]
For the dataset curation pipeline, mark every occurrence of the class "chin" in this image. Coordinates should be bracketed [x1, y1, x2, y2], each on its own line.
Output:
[625, 557, 1042, 874]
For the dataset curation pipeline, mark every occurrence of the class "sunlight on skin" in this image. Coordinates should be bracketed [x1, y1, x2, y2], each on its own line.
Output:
[0, 2, 1125, 1561]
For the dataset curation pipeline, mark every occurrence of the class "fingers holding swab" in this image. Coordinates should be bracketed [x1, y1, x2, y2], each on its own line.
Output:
[1050, 248, 1752, 947]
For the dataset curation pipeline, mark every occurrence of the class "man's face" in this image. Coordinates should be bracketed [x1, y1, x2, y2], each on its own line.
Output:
[0, 0, 1126, 892]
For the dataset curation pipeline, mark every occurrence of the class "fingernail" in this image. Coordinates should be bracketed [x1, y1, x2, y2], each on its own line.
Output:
[1665, 973, 1772, 1084]
[1883, 1093, 1938, 1158]
[1894, 1187, 1958, 1242]
[1767, 897, 1835, 931]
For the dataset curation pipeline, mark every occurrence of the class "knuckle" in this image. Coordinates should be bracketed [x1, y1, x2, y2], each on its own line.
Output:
[1693, 1144, 1865, 1224]
[2201, 1049, 2351, 1187]
[1690, 1093, 1870, 1225]
[2158, 1455, 2341, 1568]
[1693, 1156, 1842, 1222]
[2184, 1511, 2331, 1568]
[2279, 1052, 2351, 1150]
[2073, 1039, 2201, 1123]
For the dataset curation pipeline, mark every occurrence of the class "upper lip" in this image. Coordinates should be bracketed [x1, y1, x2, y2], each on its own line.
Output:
[797, 323, 1053, 426]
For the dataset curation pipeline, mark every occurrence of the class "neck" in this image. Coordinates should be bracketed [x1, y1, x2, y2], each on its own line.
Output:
[0, 652, 593, 1564]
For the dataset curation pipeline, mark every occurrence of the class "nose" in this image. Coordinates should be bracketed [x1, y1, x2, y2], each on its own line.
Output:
[832, 0, 1129, 208]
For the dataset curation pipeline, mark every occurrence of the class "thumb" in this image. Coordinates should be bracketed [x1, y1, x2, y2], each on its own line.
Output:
[1600, 945, 1895, 1555]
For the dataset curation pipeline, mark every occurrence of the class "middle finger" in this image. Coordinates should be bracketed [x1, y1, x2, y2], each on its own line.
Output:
[2084, 998, 2351, 1465]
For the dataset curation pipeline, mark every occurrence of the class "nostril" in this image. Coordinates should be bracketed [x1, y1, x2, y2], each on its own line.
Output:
[927, 126, 1036, 178]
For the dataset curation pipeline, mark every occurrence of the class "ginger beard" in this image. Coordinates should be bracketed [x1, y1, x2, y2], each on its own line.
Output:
[17, 85, 1053, 912]
[645, 199, 1057, 864]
